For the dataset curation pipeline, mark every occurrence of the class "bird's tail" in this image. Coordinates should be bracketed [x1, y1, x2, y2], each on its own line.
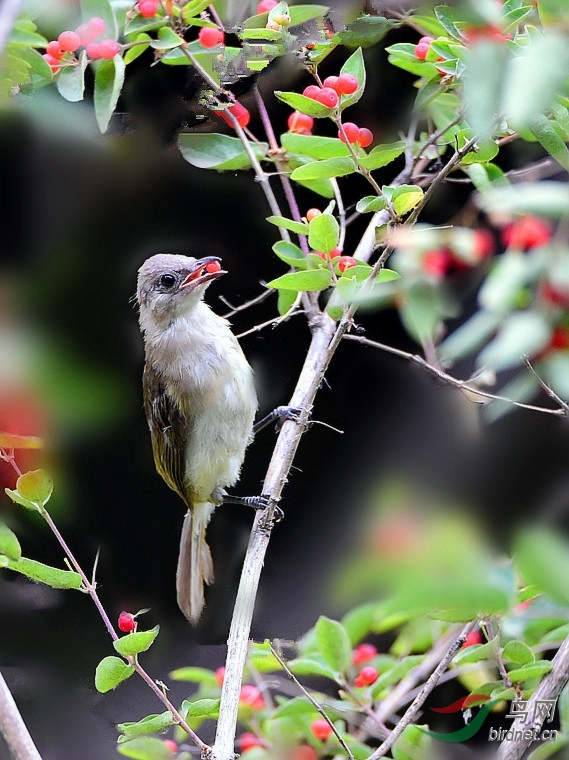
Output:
[176, 503, 214, 624]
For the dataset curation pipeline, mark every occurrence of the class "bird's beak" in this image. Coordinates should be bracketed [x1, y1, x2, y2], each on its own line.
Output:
[180, 257, 227, 289]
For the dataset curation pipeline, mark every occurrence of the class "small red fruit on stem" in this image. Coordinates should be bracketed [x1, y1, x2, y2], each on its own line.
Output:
[358, 127, 373, 148]
[338, 122, 361, 144]
[354, 665, 379, 687]
[257, 0, 278, 11]
[335, 73, 358, 95]
[86, 42, 102, 59]
[239, 684, 265, 710]
[99, 39, 121, 59]
[58, 30, 81, 53]
[118, 611, 136, 633]
[139, 0, 158, 18]
[46, 41, 65, 59]
[337, 256, 358, 272]
[310, 718, 333, 741]
[424, 248, 453, 276]
[306, 208, 322, 222]
[302, 85, 321, 100]
[323, 75, 339, 90]
[462, 630, 483, 648]
[239, 733, 264, 752]
[501, 216, 552, 251]
[219, 101, 251, 129]
[352, 643, 377, 665]
[214, 666, 225, 685]
[163, 739, 178, 753]
[287, 111, 314, 135]
[198, 26, 225, 48]
[314, 87, 339, 108]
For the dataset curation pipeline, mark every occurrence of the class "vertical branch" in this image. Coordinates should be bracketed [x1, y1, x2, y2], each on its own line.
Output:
[0, 668, 43, 760]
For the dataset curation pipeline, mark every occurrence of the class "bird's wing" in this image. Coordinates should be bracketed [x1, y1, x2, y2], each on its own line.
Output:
[143, 363, 189, 504]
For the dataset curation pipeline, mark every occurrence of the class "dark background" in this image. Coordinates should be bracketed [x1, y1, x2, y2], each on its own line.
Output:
[1, 6, 569, 759]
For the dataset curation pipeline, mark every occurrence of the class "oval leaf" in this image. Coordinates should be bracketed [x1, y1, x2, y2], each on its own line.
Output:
[266, 216, 308, 235]
[291, 157, 356, 181]
[182, 698, 220, 718]
[308, 213, 339, 253]
[315, 615, 352, 675]
[118, 711, 174, 740]
[272, 241, 307, 269]
[16, 469, 53, 506]
[339, 47, 366, 109]
[281, 133, 351, 160]
[392, 184, 424, 215]
[169, 666, 218, 684]
[7, 557, 82, 589]
[95, 656, 135, 693]
[0, 523, 21, 560]
[358, 140, 406, 171]
[178, 133, 267, 170]
[275, 91, 335, 118]
[114, 626, 160, 657]
[267, 270, 332, 292]
[56, 51, 88, 102]
[94, 54, 126, 133]
[117, 736, 175, 759]
[502, 640, 535, 666]
[506, 660, 553, 683]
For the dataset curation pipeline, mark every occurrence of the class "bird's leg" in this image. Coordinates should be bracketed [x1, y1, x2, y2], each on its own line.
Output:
[252, 405, 303, 435]
[213, 488, 283, 521]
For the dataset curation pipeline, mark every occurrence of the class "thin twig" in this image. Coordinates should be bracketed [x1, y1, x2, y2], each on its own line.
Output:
[0, 668, 43, 760]
[368, 622, 475, 760]
[219, 288, 273, 319]
[524, 357, 569, 415]
[235, 306, 304, 338]
[344, 334, 567, 416]
[269, 644, 356, 760]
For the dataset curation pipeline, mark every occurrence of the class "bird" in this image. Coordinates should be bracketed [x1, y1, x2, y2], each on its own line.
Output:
[136, 253, 258, 623]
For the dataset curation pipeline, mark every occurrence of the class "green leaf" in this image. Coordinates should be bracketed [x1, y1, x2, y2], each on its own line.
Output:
[124, 34, 151, 65]
[476, 181, 569, 218]
[0, 523, 21, 560]
[281, 133, 351, 160]
[315, 615, 352, 675]
[178, 133, 268, 171]
[180, 0, 210, 22]
[392, 723, 432, 760]
[339, 47, 365, 109]
[278, 289, 298, 315]
[182, 698, 220, 717]
[392, 185, 424, 215]
[359, 141, 406, 171]
[527, 113, 569, 172]
[56, 51, 88, 102]
[95, 656, 135, 693]
[288, 4, 329, 26]
[16, 470, 53, 507]
[150, 26, 184, 50]
[477, 311, 551, 372]
[169, 666, 218, 684]
[118, 711, 174, 740]
[273, 696, 318, 718]
[338, 15, 396, 48]
[308, 213, 339, 253]
[502, 640, 535, 666]
[274, 90, 335, 118]
[82, 0, 118, 40]
[94, 54, 125, 133]
[463, 40, 508, 140]
[9, 23, 47, 47]
[266, 270, 332, 292]
[438, 311, 503, 364]
[290, 157, 356, 180]
[515, 528, 569, 606]
[5, 557, 82, 589]
[266, 216, 308, 235]
[399, 281, 455, 344]
[4, 488, 37, 511]
[272, 241, 307, 269]
[114, 626, 160, 657]
[356, 195, 387, 213]
[288, 656, 339, 680]
[506, 660, 553, 683]
[452, 641, 495, 666]
[433, 5, 462, 39]
[117, 736, 175, 759]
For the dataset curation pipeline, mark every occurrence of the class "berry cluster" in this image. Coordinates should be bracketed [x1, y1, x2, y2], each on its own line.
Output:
[501, 215, 551, 251]
[198, 26, 225, 48]
[414, 35, 434, 60]
[303, 73, 359, 108]
[313, 246, 358, 273]
[338, 121, 373, 148]
[41, 17, 121, 70]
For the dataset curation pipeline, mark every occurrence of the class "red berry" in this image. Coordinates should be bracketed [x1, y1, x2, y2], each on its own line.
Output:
[302, 85, 321, 100]
[338, 122, 361, 144]
[473, 228, 495, 259]
[215, 666, 225, 685]
[256, 0, 278, 11]
[463, 24, 507, 45]
[353, 643, 378, 665]
[414, 42, 431, 60]
[310, 719, 333, 741]
[314, 247, 341, 261]
[239, 684, 265, 710]
[292, 747, 318, 760]
[42, 53, 60, 72]
[338, 256, 358, 272]
[539, 281, 569, 309]
[118, 611, 136, 633]
[205, 260, 222, 274]
[219, 101, 251, 129]
[462, 630, 483, 648]
[239, 733, 263, 752]
[198, 26, 225, 48]
[501, 216, 552, 251]
[287, 111, 314, 135]
[354, 666, 379, 687]
[306, 208, 321, 222]
[163, 739, 177, 753]
[322, 75, 339, 91]
[314, 87, 339, 108]
[139, 0, 158, 17]
[86, 42, 102, 59]
[549, 326, 569, 351]
[424, 248, 453, 276]
[98, 38, 121, 59]
[335, 73, 358, 95]
[58, 30, 81, 53]
[358, 127, 373, 148]
[418, 35, 434, 45]
[76, 17, 106, 45]
[46, 41, 65, 59]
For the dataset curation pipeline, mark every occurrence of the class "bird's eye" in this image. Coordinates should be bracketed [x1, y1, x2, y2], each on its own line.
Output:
[159, 273, 177, 289]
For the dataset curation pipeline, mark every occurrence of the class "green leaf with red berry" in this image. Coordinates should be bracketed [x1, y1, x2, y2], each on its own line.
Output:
[308, 213, 339, 254]
[178, 133, 268, 171]
[275, 91, 337, 118]
[267, 270, 332, 292]
[338, 47, 366, 109]
[114, 626, 160, 657]
[94, 54, 125, 133]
